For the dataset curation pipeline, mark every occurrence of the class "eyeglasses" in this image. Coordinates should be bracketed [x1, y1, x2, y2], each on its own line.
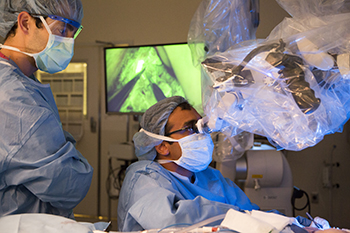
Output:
[31, 13, 83, 39]
[165, 120, 200, 136]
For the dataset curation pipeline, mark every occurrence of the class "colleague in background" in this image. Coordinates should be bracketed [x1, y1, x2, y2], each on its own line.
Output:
[0, 0, 93, 218]
[117, 96, 259, 231]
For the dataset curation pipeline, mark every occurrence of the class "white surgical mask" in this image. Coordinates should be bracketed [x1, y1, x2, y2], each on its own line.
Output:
[0, 16, 74, 74]
[141, 129, 214, 172]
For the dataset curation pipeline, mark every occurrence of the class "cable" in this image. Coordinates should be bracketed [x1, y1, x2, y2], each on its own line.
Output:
[106, 164, 122, 199]
[106, 158, 137, 199]
[291, 186, 311, 217]
[106, 160, 128, 199]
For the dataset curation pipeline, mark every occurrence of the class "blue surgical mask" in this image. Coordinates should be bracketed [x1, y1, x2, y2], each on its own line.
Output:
[162, 133, 214, 172]
[141, 129, 214, 172]
[0, 16, 74, 74]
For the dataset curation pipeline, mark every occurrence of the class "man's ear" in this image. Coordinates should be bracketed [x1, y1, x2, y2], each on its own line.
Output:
[17, 12, 32, 34]
[155, 141, 170, 156]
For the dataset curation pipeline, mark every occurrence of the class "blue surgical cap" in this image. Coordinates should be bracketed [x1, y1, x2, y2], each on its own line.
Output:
[133, 96, 188, 161]
[0, 0, 83, 38]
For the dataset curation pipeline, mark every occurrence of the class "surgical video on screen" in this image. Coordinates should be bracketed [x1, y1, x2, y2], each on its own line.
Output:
[105, 43, 202, 114]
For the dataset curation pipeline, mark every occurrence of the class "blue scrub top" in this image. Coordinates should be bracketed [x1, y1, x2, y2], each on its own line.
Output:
[117, 160, 259, 231]
[0, 57, 93, 218]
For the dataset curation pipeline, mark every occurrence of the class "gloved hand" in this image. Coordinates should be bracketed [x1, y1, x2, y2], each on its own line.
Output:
[310, 216, 331, 229]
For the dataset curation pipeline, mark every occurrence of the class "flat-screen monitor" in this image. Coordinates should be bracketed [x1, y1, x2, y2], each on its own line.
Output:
[104, 43, 202, 114]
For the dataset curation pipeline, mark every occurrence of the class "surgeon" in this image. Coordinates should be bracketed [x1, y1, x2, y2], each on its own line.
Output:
[0, 0, 93, 218]
[117, 96, 260, 231]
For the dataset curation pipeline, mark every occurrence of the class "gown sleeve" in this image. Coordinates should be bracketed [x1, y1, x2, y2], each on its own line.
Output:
[118, 164, 242, 231]
[3, 111, 93, 211]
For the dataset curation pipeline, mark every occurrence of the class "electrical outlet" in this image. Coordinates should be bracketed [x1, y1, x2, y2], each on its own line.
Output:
[311, 192, 319, 204]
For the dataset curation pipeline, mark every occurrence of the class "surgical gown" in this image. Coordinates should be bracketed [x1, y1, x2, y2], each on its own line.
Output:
[117, 160, 259, 231]
[0, 56, 93, 218]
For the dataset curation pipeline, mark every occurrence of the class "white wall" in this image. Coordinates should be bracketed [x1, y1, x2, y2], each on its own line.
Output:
[72, 0, 350, 229]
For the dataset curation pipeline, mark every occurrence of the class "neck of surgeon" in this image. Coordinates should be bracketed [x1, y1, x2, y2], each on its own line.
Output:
[156, 156, 194, 179]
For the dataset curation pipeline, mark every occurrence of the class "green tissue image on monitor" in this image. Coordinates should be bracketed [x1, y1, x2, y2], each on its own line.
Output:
[104, 43, 202, 114]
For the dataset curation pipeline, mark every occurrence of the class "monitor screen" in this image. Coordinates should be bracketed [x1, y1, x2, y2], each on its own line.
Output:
[104, 43, 202, 114]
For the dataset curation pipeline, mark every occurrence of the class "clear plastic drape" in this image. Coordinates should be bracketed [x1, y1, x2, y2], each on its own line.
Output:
[189, 0, 350, 151]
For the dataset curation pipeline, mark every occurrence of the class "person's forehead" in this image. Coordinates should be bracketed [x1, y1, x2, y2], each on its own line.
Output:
[167, 106, 201, 130]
